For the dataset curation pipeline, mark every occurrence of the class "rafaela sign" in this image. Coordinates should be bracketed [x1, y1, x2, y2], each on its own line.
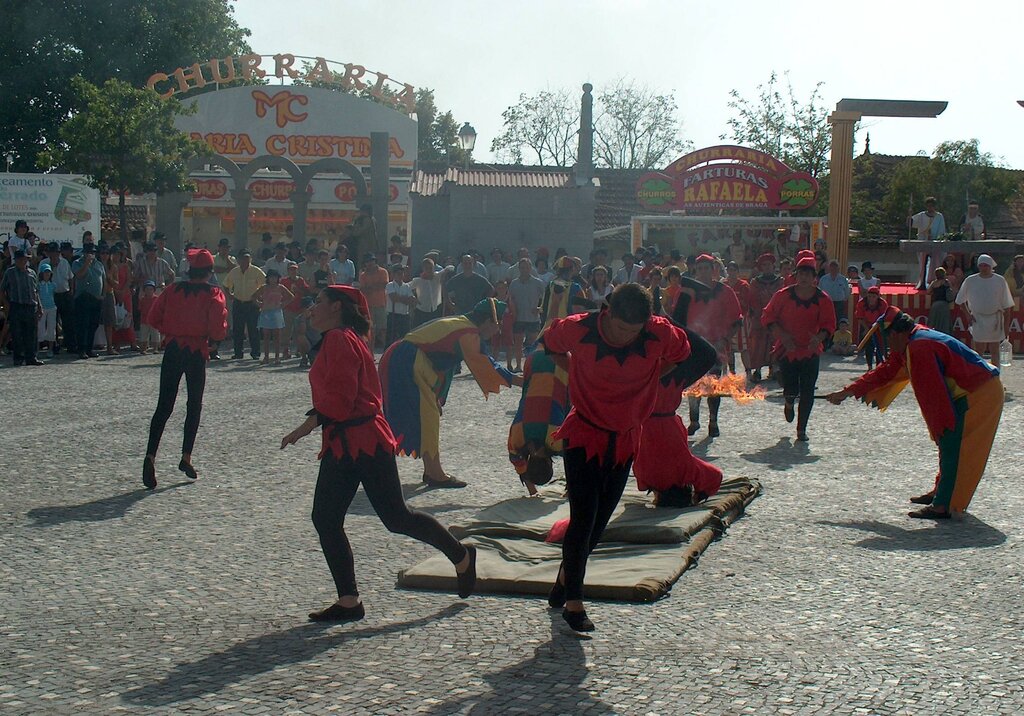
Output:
[636, 145, 819, 212]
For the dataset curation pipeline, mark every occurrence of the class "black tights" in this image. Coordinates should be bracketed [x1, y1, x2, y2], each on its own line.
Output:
[312, 451, 467, 598]
[146, 342, 207, 457]
[779, 355, 820, 433]
[561, 447, 631, 602]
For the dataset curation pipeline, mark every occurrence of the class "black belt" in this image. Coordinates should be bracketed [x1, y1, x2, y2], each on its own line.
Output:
[650, 411, 676, 418]
[576, 413, 618, 467]
[308, 410, 375, 455]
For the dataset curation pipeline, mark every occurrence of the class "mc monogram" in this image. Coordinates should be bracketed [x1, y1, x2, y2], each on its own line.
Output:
[252, 90, 309, 128]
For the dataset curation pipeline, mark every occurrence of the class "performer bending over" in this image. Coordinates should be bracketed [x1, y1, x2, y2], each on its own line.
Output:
[380, 298, 521, 488]
[682, 254, 742, 438]
[543, 284, 690, 631]
[827, 308, 1003, 518]
[761, 256, 836, 442]
[281, 286, 476, 622]
[143, 249, 228, 489]
[634, 327, 722, 507]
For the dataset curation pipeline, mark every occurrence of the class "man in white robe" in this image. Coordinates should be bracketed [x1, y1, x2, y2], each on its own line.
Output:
[956, 254, 1014, 365]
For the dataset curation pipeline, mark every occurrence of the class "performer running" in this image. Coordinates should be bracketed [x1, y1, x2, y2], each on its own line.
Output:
[281, 285, 476, 622]
[745, 253, 784, 382]
[380, 298, 521, 488]
[633, 327, 722, 507]
[143, 249, 228, 489]
[827, 308, 1003, 518]
[543, 283, 690, 631]
[682, 255, 742, 438]
[761, 256, 837, 442]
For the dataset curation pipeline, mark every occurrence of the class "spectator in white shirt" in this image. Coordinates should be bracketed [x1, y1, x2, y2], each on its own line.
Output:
[329, 244, 356, 285]
[264, 242, 296, 278]
[410, 257, 453, 327]
[613, 253, 642, 285]
[858, 261, 880, 292]
[385, 263, 415, 346]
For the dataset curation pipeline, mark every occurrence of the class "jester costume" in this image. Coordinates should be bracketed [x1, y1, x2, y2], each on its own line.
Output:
[846, 310, 1003, 515]
[633, 328, 723, 506]
[379, 301, 515, 460]
[144, 249, 228, 488]
[506, 347, 570, 488]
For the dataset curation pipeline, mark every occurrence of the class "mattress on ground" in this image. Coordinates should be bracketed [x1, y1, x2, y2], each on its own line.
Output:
[450, 477, 756, 545]
[398, 476, 760, 602]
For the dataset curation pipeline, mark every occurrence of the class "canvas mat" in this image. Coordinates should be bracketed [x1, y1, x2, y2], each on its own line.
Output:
[397, 476, 761, 602]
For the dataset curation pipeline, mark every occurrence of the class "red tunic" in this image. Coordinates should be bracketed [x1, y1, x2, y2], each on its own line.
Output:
[726, 278, 751, 315]
[543, 311, 691, 466]
[854, 296, 889, 325]
[746, 274, 784, 370]
[761, 286, 837, 360]
[685, 282, 743, 358]
[309, 327, 398, 460]
[147, 281, 228, 358]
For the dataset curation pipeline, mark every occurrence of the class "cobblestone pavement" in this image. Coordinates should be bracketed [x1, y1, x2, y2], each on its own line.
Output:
[2, 349, 1022, 715]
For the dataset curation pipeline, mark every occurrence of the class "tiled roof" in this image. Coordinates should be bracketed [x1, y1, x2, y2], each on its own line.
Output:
[100, 204, 149, 233]
[411, 164, 573, 197]
[593, 168, 648, 232]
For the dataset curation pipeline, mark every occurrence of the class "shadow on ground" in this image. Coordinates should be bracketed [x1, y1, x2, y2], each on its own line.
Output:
[818, 515, 1007, 551]
[27, 483, 190, 526]
[740, 438, 820, 471]
[124, 604, 469, 707]
[418, 613, 611, 715]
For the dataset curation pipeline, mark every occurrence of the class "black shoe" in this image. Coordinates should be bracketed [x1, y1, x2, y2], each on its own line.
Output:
[86, 351, 99, 358]
[686, 422, 700, 436]
[456, 545, 477, 599]
[562, 608, 595, 632]
[784, 402, 795, 423]
[178, 460, 198, 480]
[250, 353, 260, 360]
[423, 475, 467, 489]
[231, 354, 244, 360]
[708, 422, 720, 438]
[752, 370, 762, 383]
[309, 601, 365, 622]
[26, 359, 45, 366]
[143, 456, 157, 490]
[796, 431, 809, 442]
[209, 352, 221, 361]
[548, 580, 566, 609]
[79, 353, 90, 360]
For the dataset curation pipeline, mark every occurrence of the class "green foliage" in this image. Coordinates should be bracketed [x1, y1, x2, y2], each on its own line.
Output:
[1, 0, 250, 170]
[41, 77, 209, 241]
[883, 139, 1019, 226]
[722, 72, 833, 177]
[491, 82, 689, 169]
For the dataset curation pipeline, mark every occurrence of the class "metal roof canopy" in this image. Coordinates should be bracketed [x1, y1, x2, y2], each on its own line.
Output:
[836, 99, 948, 118]
[633, 215, 826, 227]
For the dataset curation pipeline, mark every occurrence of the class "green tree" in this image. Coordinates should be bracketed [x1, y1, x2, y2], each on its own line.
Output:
[1, 0, 250, 170]
[491, 89, 580, 166]
[593, 80, 691, 169]
[883, 139, 1019, 234]
[41, 77, 209, 243]
[722, 72, 833, 177]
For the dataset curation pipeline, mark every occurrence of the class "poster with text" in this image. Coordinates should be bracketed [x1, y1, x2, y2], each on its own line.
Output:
[0, 174, 101, 247]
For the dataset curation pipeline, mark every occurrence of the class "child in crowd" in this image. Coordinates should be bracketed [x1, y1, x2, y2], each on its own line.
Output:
[137, 280, 161, 354]
[254, 269, 294, 365]
[859, 262, 879, 291]
[830, 318, 855, 356]
[36, 263, 57, 356]
[293, 295, 320, 368]
[384, 263, 414, 347]
[846, 265, 860, 283]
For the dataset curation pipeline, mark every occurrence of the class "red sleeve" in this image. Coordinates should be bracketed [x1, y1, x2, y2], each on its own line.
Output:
[907, 341, 958, 440]
[819, 293, 837, 335]
[761, 289, 783, 328]
[542, 317, 575, 355]
[854, 300, 866, 320]
[650, 315, 691, 363]
[208, 287, 228, 342]
[312, 330, 361, 421]
[848, 351, 907, 398]
[147, 288, 170, 333]
[723, 285, 743, 323]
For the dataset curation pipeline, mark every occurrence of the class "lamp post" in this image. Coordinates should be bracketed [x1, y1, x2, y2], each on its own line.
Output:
[5, 153, 13, 172]
[826, 98, 947, 269]
[457, 122, 476, 171]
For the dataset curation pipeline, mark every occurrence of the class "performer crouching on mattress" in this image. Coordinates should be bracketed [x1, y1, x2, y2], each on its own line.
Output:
[542, 283, 690, 632]
[634, 326, 723, 507]
[281, 286, 477, 622]
[379, 298, 522, 488]
[827, 308, 1003, 519]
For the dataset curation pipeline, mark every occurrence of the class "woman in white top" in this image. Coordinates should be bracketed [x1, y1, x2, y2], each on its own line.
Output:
[587, 265, 613, 306]
[535, 258, 555, 287]
[409, 257, 453, 327]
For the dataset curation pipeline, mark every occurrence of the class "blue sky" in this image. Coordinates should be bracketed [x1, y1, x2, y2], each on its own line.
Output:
[234, 0, 1024, 167]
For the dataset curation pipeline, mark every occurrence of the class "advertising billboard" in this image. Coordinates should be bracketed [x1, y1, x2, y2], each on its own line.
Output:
[0, 174, 101, 247]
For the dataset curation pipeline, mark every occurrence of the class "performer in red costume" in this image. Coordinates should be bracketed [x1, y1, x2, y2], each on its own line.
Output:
[682, 255, 742, 438]
[745, 253, 784, 382]
[633, 327, 722, 506]
[143, 249, 228, 489]
[724, 260, 750, 374]
[828, 308, 1003, 518]
[542, 283, 690, 632]
[761, 255, 836, 442]
[854, 286, 889, 369]
[281, 285, 476, 622]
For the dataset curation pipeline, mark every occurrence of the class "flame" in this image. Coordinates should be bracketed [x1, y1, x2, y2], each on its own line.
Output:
[683, 372, 766, 404]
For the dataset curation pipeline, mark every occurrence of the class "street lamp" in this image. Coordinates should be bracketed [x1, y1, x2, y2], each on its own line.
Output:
[457, 122, 476, 170]
[826, 97, 947, 269]
[5, 153, 13, 172]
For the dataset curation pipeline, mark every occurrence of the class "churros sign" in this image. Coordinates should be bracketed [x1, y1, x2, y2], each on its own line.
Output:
[636, 145, 819, 212]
